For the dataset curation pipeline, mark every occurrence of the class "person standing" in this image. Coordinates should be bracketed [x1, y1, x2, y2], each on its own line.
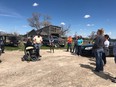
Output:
[113, 41, 116, 63]
[93, 29, 105, 72]
[33, 34, 43, 58]
[67, 36, 73, 52]
[111, 41, 116, 83]
[72, 36, 78, 54]
[102, 37, 116, 83]
[0, 37, 5, 53]
[49, 35, 55, 53]
[77, 36, 83, 56]
[102, 34, 110, 66]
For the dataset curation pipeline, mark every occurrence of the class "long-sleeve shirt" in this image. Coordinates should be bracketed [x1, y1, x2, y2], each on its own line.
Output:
[93, 35, 104, 49]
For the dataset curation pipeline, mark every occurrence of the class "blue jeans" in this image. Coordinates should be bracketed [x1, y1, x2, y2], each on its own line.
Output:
[34, 43, 40, 57]
[94, 48, 104, 71]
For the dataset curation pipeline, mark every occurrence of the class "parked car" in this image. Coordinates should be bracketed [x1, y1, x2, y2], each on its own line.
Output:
[42, 36, 65, 47]
[4, 36, 20, 46]
[81, 40, 115, 57]
[81, 44, 94, 57]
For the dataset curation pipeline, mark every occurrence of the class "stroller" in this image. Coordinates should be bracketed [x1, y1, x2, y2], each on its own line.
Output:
[21, 43, 38, 61]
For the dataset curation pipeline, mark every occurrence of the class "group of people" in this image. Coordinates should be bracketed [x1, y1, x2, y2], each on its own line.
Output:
[25, 34, 43, 60]
[90, 29, 116, 82]
[25, 34, 56, 59]
[92, 29, 113, 72]
[66, 35, 83, 56]
[66, 29, 116, 83]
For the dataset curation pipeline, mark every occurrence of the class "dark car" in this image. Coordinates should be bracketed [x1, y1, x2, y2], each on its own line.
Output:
[81, 42, 114, 57]
[81, 44, 94, 57]
[42, 36, 65, 47]
[5, 36, 20, 46]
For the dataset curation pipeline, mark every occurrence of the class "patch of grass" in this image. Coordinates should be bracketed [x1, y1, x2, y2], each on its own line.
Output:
[5, 46, 21, 51]
[5, 42, 25, 51]
[5, 42, 66, 51]
[41, 46, 50, 49]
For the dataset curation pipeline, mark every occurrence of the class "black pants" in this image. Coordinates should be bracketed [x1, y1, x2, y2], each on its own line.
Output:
[1, 45, 5, 53]
[77, 46, 82, 56]
[102, 52, 106, 65]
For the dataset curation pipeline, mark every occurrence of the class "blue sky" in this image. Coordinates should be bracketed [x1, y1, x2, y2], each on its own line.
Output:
[0, 0, 116, 38]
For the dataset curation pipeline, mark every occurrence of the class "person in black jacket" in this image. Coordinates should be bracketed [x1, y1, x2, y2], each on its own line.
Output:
[25, 37, 34, 56]
[25, 37, 33, 47]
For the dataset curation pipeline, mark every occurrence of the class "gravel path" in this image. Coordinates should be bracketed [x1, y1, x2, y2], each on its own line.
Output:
[0, 50, 116, 87]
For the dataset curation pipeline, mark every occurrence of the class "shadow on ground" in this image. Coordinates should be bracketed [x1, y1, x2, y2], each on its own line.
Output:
[80, 64, 114, 81]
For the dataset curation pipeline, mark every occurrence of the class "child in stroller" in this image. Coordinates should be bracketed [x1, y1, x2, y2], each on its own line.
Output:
[22, 37, 39, 61]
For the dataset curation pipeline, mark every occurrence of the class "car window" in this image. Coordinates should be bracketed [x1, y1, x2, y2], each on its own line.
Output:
[53, 36, 58, 39]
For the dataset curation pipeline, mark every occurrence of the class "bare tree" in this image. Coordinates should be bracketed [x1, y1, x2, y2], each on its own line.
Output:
[12, 32, 19, 36]
[88, 31, 96, 40]
[60, 24, 71, 36]
[42, 15, 51, 27]
[28, 13, 41, 30]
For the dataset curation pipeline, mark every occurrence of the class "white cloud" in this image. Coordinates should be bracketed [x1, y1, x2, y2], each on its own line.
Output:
[84, 15, 91, 19]
[60, 22, 65, 25]
[0, 7, 22, 18]
[33, 3, 39, 7]
[86, 24, 94, 27]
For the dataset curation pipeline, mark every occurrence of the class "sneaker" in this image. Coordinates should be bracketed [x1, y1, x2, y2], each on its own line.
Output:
[93, 69, 100, 72]
[112, 78, 116, 83]
[39, 55, 42, 57]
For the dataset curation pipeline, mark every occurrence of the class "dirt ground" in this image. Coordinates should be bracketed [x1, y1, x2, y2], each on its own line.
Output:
[0, 49, 116, 87]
